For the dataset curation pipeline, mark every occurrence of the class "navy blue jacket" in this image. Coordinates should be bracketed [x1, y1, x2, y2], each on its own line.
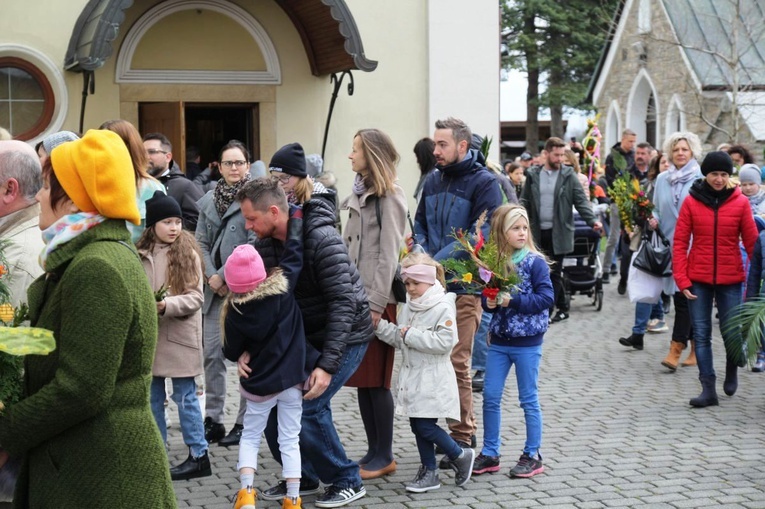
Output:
[414, 149, 503, 290]
[223, 215, 318, 396]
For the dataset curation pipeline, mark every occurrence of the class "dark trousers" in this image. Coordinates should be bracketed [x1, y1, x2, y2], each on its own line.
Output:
[619, 234, 632, 284]
[540, 229, 567, 313]
[410, 418, 462, 470]
[672, 291, 693, 346]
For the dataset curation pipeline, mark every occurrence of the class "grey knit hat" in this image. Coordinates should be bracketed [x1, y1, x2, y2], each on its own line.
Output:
[42, 131, 80, 155]
[739, 163, 762, 185]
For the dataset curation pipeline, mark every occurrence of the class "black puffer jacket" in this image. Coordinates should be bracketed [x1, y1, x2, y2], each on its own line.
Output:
[254, 198, 373, 374]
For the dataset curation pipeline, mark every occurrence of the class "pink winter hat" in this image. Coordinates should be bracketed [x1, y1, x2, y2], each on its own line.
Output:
[224, 244, 267, 293]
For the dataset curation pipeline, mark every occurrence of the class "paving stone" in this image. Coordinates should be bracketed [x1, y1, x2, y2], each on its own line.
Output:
[165, 280, 765, 508]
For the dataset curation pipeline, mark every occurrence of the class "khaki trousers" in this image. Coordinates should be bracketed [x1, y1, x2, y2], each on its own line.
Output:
[447, 294, 481, 443]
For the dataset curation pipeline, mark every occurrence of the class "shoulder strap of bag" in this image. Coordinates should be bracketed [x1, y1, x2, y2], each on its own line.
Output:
[376, 195, 417, 246]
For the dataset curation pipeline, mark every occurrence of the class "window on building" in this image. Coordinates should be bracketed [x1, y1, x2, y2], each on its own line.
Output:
[646, 93, 657, 147]
[0, 57, 54, 140]
[638, 0, 651, 34]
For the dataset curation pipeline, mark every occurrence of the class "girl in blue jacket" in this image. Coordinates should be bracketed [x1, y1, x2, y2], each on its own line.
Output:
[473, 204, 554, 479]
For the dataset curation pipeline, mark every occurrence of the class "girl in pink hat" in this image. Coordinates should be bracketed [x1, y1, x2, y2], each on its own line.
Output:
[221, 210, 317, 509]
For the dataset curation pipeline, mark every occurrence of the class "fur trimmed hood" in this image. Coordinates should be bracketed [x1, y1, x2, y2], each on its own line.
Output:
[230, 268, 288, 304]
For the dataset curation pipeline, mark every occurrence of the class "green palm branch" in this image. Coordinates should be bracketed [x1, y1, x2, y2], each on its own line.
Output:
[721, 296, 765, 368]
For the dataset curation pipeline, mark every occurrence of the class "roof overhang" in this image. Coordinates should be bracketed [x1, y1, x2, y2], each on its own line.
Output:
[64, 0, 377, 76]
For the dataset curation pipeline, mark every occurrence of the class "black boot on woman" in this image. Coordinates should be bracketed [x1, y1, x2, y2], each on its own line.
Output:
[690, 375, 719, 407]
[618, 333, 644, 350]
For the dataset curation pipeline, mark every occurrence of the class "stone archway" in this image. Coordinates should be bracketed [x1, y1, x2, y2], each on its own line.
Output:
[627, 69, 660, 147]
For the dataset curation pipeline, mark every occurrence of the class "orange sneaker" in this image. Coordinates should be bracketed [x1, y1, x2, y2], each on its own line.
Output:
[234, 487, 256, 509]
[282, 496, 302, 509]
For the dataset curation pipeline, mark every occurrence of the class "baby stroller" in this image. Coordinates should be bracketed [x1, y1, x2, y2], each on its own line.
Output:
[561, 213, 604, 311]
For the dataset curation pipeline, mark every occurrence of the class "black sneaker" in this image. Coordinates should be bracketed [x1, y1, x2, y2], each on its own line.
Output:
[472, 453, 500, 475]
[550, 311, 569, 323]
[260, 479, 321, 501]
[509, 453, 544, 478]
[617, 279, 627, 295]
[602, 273, 610, 284]
[314, 484, 366, 508]
[203, 417, 225, 443]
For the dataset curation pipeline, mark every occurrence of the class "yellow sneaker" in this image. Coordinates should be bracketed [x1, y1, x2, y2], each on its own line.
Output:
[282, 496, 302, 509]
[234, 487, 256, 509]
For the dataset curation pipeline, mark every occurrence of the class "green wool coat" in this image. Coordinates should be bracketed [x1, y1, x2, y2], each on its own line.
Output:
[0, 220, 176, 509]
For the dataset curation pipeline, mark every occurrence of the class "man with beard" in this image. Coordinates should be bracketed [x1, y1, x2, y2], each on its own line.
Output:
[414, 117, 502, 462]
[143, 133, 203, 231]
[520, 137, 602, 323]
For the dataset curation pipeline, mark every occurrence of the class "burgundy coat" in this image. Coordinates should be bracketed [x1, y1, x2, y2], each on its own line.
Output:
[673, 181, 757, 291]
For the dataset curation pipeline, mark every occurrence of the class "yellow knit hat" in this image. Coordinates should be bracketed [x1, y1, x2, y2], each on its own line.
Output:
[50, 129, 140, 225]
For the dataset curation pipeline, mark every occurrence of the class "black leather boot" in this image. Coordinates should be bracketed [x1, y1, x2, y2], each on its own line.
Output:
[204, 417, 225, 443]
[618, 333, 644, 350]
[690, 375, 719, 407]
[218, 423, 243, 447]
[723, 359, 738, 396]
[170, 451, 212, 481]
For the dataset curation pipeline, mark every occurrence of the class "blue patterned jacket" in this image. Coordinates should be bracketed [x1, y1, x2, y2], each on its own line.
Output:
[484, 252, 554, 347]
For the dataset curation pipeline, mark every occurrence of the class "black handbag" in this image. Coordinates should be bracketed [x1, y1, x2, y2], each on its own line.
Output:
[632, 227, 672, 278]
[375, 198, 410, 303]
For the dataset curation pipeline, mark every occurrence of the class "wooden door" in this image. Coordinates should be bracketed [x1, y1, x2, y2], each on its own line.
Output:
[139, 102, 186, 172]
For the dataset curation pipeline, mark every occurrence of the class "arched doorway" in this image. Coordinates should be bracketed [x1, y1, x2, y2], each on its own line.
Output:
[627, 70, 660, 147]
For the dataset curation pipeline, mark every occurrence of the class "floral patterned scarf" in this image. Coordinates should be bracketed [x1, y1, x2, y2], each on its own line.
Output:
[39, 212, 107, 270]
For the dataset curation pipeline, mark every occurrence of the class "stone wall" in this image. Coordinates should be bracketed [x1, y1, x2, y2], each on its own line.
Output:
[595, 0, 763, 162]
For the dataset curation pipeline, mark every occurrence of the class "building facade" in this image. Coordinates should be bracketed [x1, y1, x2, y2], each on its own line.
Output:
[0, 0, 500, 201]
[589, 0, 765, 160]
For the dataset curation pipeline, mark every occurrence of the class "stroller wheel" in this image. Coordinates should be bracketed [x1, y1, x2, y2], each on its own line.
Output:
[596, 290, 604, 311]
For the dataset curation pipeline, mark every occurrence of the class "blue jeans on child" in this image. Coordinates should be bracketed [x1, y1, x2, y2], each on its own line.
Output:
[687, 282, 742, 377]
[409, 418, 463, 470]
[239, 387, 302, 478]
[150, 376, 207, 458]
[472, 311, 491, 372]
[482, 343, 542, 458]
[265, 341, 369, 489]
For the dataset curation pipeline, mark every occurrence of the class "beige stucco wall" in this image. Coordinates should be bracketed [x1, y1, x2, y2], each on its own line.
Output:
[0, 0, 500, 207]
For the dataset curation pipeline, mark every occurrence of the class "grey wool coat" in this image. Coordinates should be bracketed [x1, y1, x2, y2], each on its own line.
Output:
[195, 192, 255, 314]
[520, 165, 598, 256]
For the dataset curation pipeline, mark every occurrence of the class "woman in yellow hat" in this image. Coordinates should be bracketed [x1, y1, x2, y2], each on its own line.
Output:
[0, 129, 176, 508]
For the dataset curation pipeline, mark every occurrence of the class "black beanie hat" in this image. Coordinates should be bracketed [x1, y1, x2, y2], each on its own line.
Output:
[701, 151, 734, 176]
[269, 143, 307, 178]
[145, 190, 182, 228]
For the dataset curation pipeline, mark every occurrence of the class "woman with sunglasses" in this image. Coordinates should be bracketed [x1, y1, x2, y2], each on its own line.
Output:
[195, 140, 254, 452]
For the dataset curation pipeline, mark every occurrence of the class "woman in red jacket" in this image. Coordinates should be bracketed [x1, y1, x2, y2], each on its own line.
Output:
[673, 151, 758, 407]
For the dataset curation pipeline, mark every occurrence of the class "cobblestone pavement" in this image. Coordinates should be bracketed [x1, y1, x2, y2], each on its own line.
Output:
[169, 280, 765, 508]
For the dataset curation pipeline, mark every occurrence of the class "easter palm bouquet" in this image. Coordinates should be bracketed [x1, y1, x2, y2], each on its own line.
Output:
[610, 172, 653, 235]
[0, 239, 56, 500]
[441, 212, 521, 300]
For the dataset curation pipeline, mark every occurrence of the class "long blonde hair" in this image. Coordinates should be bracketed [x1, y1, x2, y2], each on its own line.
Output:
[400, 251, 446, 287]
[355, 129, 398, 197]
[136, 228, 203, 294]
[290, 176, 314, 204]
[489, 204, 547, 275]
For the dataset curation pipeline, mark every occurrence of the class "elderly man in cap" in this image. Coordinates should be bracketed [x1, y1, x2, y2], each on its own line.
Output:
[0, 140, 44, 307]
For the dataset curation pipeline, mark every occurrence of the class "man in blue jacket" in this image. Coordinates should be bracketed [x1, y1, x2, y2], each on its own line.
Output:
[414, 117, 503, 457]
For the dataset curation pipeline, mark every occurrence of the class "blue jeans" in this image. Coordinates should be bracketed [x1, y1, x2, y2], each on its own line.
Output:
[687, 282, 742, 377]
[150, 376, 208, 458]
[632, 302, 653, 334]
[472, 311, 491, 372]
[482, 343, 542, 457]
[409, 418, 462, 470]
[266, 341, 369, 488]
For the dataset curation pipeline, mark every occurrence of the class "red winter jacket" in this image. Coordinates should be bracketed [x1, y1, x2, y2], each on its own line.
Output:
[673, 181, 757, 291]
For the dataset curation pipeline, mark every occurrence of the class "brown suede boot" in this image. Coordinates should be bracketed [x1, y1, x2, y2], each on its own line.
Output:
[661, 341, 685, 371]
[681, 341, 697, 367]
